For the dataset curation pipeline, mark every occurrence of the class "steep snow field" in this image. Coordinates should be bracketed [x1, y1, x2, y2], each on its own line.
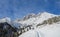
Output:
[19, 22, 60, 37]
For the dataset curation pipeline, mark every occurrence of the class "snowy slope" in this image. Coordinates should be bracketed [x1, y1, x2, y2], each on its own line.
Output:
[19, 22, 60, 37]
[15, 12, 58, 27]
[19, 30, 38, 37]
[15, 12, 60, 37]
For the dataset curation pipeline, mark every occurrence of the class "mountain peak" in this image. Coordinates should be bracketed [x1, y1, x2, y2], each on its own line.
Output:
[37, 12, 58, 19]
[17, 13, 36, 21]
[0, 17, 11, 24]
[23, 13, 36, 19]
[37, 12, 57, 16]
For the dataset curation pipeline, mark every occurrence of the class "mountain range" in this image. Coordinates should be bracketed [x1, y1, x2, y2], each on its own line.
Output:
[0, 12, 60, 37]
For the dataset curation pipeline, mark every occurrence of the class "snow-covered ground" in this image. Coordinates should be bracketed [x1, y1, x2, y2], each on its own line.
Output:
[19, 22, 60, 37]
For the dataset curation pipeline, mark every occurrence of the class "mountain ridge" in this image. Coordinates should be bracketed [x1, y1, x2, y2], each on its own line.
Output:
[15, 12, 59, 27]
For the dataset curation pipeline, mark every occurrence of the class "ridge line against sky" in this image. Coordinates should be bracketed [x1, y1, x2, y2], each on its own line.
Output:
[0, 0, 60, 20]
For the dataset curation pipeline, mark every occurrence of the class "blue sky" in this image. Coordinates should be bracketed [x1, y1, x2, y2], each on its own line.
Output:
[0, 0, 60, 20]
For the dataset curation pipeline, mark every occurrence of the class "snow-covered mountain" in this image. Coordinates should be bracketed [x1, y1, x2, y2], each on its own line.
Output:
[15, 12, 58, 27]
[0, 17, 11, 24]
[14, 12, 60, 37]
[0, 12, 60, 37]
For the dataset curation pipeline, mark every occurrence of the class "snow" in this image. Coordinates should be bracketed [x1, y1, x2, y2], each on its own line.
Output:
[0, 17, 11, 24]
[19, 30, 37, 37]
[37, 23, 60, 37]
[19, 22, 60, 37]
[15, 12, 58, 27]
[19, 29, 42, 37]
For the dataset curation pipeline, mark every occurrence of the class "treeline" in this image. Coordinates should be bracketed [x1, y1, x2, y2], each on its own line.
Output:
[18, 25, 34, 36]
[37, 16, 60, 27]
